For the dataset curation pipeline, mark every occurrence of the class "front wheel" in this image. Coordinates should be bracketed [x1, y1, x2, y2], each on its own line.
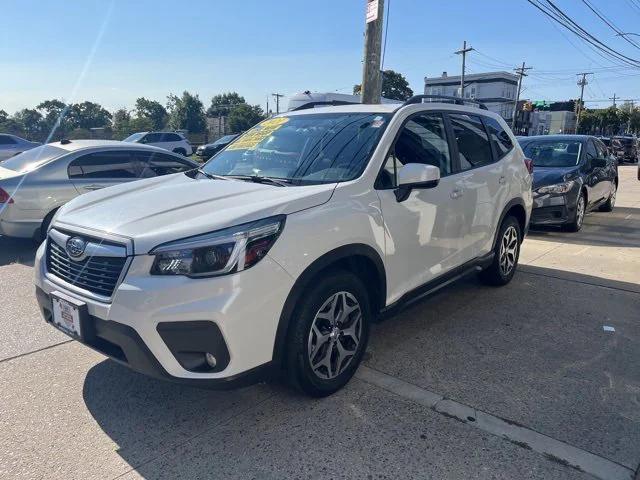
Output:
[479, 216, 521, 286]
[599, 183, 616, 212]
[564, 191, 586, 232]
[285, 271, 371, 397]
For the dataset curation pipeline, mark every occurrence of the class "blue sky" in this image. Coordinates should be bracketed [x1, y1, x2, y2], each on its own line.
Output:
[1, 0, 640, 114]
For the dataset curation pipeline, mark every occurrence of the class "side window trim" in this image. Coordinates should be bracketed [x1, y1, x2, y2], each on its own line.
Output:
[374, 110, 454, 189]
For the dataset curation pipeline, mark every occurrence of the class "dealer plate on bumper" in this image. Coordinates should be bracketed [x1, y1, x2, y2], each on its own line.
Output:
[51, 292, 85, 338]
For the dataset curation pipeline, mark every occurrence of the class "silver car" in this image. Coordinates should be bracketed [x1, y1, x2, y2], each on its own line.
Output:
[0, 140, 198, 239]
[0, 134, 41, 161]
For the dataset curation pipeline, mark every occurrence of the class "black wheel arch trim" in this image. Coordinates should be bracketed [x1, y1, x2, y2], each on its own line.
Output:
[492, 198, 528, 250]
[271, 243, 386, 368]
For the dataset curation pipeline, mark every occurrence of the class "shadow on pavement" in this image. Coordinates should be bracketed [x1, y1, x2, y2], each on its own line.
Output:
[0, 236, 38, 267]
[82, 262, 640, 476]
[528, 206, 640, 248]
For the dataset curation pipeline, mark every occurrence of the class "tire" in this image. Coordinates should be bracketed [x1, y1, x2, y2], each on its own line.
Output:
[564, 191, 586, 232]
[479, 215, 521, 286]
[173, 148, 187, 156]
[37, 209, 57, 242]
[599, 182, 617, 212]
[285, 270, 371, 397]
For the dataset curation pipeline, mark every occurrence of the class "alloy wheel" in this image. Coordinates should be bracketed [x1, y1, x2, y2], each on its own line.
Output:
[576, 195, 585, 227]
[307, 291, 362, 380]
[499, 225, 519, 277]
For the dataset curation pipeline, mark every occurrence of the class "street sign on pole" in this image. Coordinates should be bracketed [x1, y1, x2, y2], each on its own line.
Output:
[366, 0, 379, 23]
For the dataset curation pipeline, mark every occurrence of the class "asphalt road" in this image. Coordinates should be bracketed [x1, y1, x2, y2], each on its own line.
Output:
[1, 166, 639, 479]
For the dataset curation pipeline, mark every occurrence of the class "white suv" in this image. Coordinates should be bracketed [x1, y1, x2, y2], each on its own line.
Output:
[34, 98, 532, 396]
[123, 131, 193, 156]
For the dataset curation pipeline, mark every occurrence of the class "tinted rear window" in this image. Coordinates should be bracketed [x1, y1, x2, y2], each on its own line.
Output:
[0, 145, 66, 172]
[484, 117, 514, 159]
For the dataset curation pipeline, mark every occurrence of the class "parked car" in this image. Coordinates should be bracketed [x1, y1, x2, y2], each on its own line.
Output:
[0, 140, 197, 239]
[123, 131, 193, 156]
[34, 98, 533, 397]
[518, 135, 618, 232]
[611, 136, 638, 163]
[195, 134, 239, 160]
[0, 134, 41, 161]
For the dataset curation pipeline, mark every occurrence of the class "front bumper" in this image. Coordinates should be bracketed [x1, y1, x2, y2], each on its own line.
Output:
[530, 190, 578, 225]
[34, 238, 295, 386]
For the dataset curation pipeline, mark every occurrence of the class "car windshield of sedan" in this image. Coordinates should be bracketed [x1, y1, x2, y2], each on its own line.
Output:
[200, 112, 390, 185]
[0, 144, 66, 173]
[123, 132, 145, 142]
[522, 140, 582, 167]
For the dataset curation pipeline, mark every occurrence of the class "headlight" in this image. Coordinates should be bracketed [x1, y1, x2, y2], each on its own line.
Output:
[150, 215, 285, 277]
[537, 180, 575, 195]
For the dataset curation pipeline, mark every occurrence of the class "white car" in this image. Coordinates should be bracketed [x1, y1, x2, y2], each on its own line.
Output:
[34, 98, 532, 396]
[123, 131, 193, 156]
[0, 134, 40, 161]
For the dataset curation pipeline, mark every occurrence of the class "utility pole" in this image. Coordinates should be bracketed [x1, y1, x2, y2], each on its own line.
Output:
[266, 97, 270, 118]
[609, 93, 617, 107]
[512, 62, 532, 133]
[575, 72, 593, 133]
[361, 0, 385, 103]
[454, 41, 474, 98]
[271, 93, 284, 114]
[623, 99, 635, 134]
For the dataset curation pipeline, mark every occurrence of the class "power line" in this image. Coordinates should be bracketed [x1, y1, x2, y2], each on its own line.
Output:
[526, 0, 640, 67]
[581, 0, 640, 50]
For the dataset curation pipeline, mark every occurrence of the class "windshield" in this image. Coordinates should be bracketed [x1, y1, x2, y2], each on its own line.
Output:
[201, 113, 390, 184]
[0, 144, 66, 172]
[522, 140, 582, 167]
[123, 132, 145, 142]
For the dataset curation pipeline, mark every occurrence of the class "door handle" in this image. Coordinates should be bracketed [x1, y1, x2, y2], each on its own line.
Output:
[450, 189, 464, 199]
[499, 176, 506, 185]
[83, 184, 104, 191]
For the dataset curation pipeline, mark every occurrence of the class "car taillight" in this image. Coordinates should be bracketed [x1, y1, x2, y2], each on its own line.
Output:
[524, 158, 534, 175]
[0, 187, 14, 204]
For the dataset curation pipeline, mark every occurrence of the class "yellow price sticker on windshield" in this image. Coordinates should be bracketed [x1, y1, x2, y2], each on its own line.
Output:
[227, 117, 290, 151]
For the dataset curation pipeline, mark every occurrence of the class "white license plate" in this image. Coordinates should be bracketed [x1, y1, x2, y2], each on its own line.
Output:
[52, 294, 82, 337]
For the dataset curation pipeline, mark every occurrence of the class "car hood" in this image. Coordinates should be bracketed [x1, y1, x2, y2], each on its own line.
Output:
[54, 173, 337, 253]
[532, 166, 580, 189]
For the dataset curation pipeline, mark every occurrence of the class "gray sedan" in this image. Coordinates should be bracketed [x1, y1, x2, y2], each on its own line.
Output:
[0, 134, 41, 161]
[0, 140, 198, 239]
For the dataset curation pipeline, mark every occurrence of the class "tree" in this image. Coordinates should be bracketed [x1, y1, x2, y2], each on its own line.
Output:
[207, 92, 245, 117]
[112, 108, 132, 139]
[13, 109, 44, 140]
[69, 101, 112, 130]
[353, 69, 414, 101]
[228, 103, 265, 133]
[36, 99, 70, 139]
[166, 91, 206, 133]
[134, 98, 167, 130]
[0, 109, 8, 123]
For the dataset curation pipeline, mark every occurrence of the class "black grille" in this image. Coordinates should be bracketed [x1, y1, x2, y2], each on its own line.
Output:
[46, 240, 126, 298]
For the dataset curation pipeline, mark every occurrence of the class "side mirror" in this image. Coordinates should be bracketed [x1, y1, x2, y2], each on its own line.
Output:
[395, 163, 440, 202]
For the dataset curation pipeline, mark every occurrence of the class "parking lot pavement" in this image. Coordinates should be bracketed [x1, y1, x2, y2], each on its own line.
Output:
[0, 165, 638, 479]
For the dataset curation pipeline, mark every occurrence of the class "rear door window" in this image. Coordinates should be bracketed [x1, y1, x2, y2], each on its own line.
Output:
[133, 151, 193, 177]
[448, 114, 494, 171]
[165, 133, 182, 142]
[484, 116, 514, 159]
[68, 151, 137, 178]
[144, 133, 162, 143]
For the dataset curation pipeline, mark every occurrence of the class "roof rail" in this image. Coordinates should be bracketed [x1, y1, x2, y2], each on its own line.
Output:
[400, 95, 488, 110]
[290, 100, 358, 111]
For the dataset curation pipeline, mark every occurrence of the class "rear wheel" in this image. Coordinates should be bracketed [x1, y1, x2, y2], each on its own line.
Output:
[36, 209, 57, 242]
[285, 271, 370, 397]
[599, 182, 617, 212]
[565, 191, 586, 232]
[479, 216, 521, 286]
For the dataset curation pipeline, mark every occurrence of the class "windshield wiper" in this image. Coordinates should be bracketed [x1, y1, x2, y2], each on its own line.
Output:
[197, 169, 228, 181]
[227, 175, 291, 187]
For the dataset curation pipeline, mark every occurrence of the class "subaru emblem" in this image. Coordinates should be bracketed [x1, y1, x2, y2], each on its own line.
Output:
[66, 237, 87, 258]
